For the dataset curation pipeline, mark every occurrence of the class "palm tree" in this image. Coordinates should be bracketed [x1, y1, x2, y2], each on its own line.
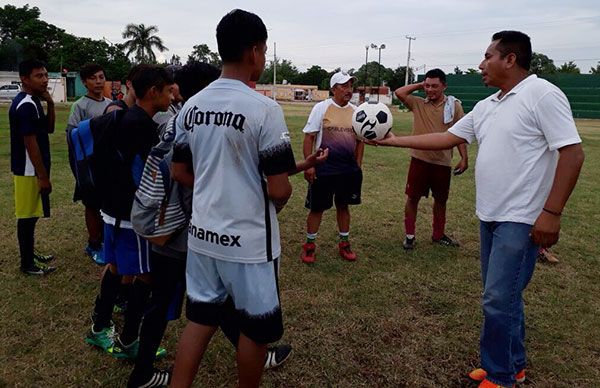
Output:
[121, 23, 167, 63]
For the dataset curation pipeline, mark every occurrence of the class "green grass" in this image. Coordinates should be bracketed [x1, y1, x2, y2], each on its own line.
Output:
[0, 102, 599, 387]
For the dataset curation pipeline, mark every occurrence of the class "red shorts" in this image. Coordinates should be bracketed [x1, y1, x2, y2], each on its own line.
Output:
[405, 157, 451, 202]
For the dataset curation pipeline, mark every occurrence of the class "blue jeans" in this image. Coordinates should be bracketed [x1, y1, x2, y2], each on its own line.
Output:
[479, 221, 538, 386]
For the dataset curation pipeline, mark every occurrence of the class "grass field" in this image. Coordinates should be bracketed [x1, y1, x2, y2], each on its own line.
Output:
[0, 102, 599, 387]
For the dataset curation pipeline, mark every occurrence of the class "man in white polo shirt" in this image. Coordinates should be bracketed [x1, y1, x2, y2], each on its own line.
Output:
[373, 31, 584, 388]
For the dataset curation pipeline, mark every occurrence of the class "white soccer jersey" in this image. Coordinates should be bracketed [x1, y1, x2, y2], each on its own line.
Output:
[176, 78, 296, 263]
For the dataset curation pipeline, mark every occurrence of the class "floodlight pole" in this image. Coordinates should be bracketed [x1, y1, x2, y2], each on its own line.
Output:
[405, 36, 416, 86]
[364, 45, 369, 87]
[273, 42, 277, 101]
[377, 44, 386, 102]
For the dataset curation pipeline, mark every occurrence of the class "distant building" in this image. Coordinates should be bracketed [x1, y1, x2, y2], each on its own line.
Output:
[352, 86, 392, 105]
[254, 84, 329, 102]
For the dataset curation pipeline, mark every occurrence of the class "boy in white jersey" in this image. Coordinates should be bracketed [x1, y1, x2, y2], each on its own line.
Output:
[170, 10, 326, 388]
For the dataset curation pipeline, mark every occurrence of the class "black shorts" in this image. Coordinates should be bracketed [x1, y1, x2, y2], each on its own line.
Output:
[305, 170, 362, 212]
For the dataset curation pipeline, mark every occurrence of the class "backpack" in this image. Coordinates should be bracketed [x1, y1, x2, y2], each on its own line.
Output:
[66, 109, 127, 199]
[130, 115, 188, 246]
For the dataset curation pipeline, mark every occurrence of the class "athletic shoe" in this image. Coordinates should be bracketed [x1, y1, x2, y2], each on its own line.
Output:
[264, 344, 293, 370]
[403, 236, 415, 250]
[478, 379, 515, 388]
[338, 241, 357, 261]
[432, 234, 460, 247]
[301, 242, 316, 264]
[128, 368, 171, 388]
[469, 368, 525, 384]
[85, 244, 106, 266]
[21, 263, 56, 276]
[113, 301, 128, 314]
[537, 248, 559, 264]
[85, 324, 115, 352]
[111, 337, 167, 360]
[33, 250, 54, 263]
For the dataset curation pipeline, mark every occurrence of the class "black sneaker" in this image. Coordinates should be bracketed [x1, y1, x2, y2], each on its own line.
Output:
[127, 368, 171, 388]
[33, 250, 55, 263]
[264, 344, 293, 370]
[432, 234, 460, 247]
[21, 263, 56, 276]
[403, 236, 416, 250]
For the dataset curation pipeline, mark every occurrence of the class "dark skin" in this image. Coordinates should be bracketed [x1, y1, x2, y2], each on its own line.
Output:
[20, 67, 54, 194]
[372, 40, 585, 249]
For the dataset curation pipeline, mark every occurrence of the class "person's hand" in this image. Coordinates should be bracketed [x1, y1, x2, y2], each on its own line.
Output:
[371, 131, 397, 147]
[38, 177, 52, 195]
[304, 167, 316, 184]
[39, 90, 54, 105]
[305, 148, 329, 168]
[453, 158, 468, 175]
[530, 210, 561, 248]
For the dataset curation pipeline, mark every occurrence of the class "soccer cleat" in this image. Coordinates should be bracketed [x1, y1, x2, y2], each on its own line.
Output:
[22, 263, 56, 276]
[128, 368, 171, 388]
[301, 242, 316, 264]
[33, 250, 54, 263]
[110, 337, 167, 360]
[403, 236, 415, 250]
[432, 234, 460, 247]
[85, 324, 115, 352]
[478, 379, 515, 388]
[469, 368, 525, 384]
[264, 344, 293, 370]
[85, 244, 106, 266]
[338, 241, 357, 261]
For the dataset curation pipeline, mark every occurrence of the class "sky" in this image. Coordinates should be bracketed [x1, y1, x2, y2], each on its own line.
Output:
[4, 0, 600, 75]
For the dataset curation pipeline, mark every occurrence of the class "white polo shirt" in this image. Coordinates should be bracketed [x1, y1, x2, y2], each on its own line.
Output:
[449, 75, 581, 225]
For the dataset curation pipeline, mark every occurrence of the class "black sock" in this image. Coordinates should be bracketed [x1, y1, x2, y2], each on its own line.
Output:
[93, 269, 122, 331]
[121, 279, 152, 345]
[17, 218, 38, 270]
[88, 239, 102, 250]
[116, 282, 133, 307]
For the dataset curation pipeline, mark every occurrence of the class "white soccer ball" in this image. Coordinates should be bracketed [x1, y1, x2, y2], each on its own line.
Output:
[352, 102, 393, 141]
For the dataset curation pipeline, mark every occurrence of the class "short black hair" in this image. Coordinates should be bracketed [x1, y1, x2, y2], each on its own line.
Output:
[424, 68, 446, 84]
[174, 62, 220, 101]
[131, 65, 174, 99]
[80, 63, 104, 80]
[126, 64, 150, 82]
[216, 9, 267, 63]
[19, 59, 46, 77]
[492, 30, 532, 71]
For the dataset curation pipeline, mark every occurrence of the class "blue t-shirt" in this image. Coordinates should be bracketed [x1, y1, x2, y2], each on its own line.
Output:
[9, 92, 51, 176]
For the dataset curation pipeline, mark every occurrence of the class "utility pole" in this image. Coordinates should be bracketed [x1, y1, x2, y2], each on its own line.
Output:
[273, 42, 277, 101]
[405, 36, 416, 86]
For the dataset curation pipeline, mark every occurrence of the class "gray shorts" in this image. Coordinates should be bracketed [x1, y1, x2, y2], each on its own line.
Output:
[185, 250, 283, 344]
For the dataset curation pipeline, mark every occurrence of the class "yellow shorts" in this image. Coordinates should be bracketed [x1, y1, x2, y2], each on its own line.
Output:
[14, 175, 49, 219]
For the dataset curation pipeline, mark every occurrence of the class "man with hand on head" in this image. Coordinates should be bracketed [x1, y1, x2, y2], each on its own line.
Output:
[394, 68, 468, 250]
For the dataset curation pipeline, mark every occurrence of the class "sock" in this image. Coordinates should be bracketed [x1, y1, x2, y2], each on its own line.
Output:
[404, 216, 416, 237]
[121, 279, 152, 345]
[339, 231, 349, 242]
[306, 232, 317, 243]
[432, 213, 446, 241]
[93, 269, 122, 331]
[116, 282, 133, 307]
[17, 218, 38, 270]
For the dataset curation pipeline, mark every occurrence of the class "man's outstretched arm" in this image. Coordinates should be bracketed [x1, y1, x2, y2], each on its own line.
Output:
[374, 131, 466, 151]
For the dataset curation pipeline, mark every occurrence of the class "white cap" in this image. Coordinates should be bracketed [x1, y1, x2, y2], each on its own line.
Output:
[329, 71, 356, 88]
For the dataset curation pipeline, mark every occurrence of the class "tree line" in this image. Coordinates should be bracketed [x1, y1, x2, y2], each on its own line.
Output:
[1, 4, 598, 86]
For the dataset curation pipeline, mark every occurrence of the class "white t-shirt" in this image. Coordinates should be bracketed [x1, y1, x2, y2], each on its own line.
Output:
[449, 75, 581, 225]
[176, 78, 296, 263]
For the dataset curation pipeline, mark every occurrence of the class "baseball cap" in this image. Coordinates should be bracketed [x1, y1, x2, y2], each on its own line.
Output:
[330, 71, 356, 88]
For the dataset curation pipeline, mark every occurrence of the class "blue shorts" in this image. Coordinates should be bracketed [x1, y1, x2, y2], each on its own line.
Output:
[185, 250, 283, 344]
[103, 224, 151, 275]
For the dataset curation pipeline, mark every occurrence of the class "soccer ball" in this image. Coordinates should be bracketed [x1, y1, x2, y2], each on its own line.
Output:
[352, 102, 393, 141]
